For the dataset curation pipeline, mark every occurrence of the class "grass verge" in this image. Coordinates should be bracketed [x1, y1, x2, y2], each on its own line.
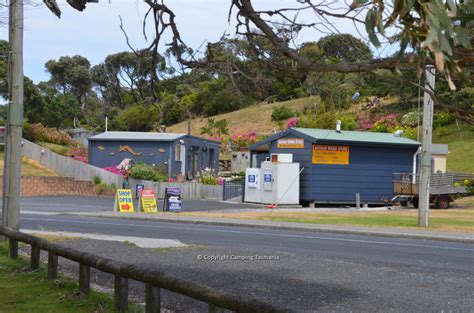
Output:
[0, 243, 116, 312]
[181, 197, 474, 233]
[0, 152, 57, 177]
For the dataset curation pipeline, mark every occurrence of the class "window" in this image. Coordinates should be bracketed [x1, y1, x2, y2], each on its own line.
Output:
[175, 144, 182, 161]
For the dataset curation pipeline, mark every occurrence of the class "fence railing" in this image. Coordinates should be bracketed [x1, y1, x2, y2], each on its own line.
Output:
[222, 178, 245, 201]
[0, 225, 288, 313]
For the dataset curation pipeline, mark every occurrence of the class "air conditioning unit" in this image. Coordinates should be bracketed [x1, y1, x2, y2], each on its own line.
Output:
[270, 153, 293, 163]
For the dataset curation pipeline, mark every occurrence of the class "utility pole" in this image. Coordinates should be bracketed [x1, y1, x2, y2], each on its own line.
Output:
[2, 0, 24, 258]
[418, 65, 435, 227]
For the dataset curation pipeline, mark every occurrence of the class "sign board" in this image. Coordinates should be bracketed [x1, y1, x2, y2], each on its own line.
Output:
[246, 168, 259, 188]
[135, 184, 144, 199]
[312, 145, 350, 165]
[164, 187, 182, 212]
[114, 189, 135, 213]
[263, 169, 273, 191]
[277, 138, 304, 149]
[138, 189, 158, 213]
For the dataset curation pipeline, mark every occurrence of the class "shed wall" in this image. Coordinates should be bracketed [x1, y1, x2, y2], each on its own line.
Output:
[268, 134, 417, 204]
[89, 140, 172, 171]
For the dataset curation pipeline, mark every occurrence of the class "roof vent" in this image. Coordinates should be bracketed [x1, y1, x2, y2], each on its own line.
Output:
[393, 129, 404, 137]
[336, 120, 342, 133]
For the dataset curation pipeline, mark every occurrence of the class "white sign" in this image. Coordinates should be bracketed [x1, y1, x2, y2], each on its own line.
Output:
[246, 168, 259, 188]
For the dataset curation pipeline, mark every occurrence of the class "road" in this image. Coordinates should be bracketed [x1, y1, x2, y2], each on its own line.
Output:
[4, 196, 474, 312]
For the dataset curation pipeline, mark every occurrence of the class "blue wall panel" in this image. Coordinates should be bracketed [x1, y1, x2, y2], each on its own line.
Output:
[265, 133, 417, 204]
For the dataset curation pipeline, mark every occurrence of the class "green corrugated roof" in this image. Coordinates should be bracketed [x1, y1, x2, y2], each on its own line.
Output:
[292, 128, 420, 146]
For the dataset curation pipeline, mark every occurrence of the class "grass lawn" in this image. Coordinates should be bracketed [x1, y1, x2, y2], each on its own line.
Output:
[181, 196, 474, 233]
[0, 243, 115, 313]
[432, 122, 474, 173]
[0, 152, 57, 176]
[38, 142, 72, 157]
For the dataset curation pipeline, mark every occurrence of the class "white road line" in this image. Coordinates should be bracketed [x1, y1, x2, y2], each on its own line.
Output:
[21, 217, 474, 252]
[21, 211, 60, 216]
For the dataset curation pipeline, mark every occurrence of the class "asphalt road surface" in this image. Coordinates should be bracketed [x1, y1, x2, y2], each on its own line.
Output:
[13, 195, 259, 213]
[3, 196, 474, 312]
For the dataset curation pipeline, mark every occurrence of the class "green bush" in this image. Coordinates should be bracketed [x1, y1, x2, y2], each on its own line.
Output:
[433, 113, 455, 129]
[93, 176, 102, 185]
[23, 123, 72, 146]
[271, 105, 295, 122]
[129, 163, 167, 182]
[337, 113, 359, 130]
[401, 111, 421, 127]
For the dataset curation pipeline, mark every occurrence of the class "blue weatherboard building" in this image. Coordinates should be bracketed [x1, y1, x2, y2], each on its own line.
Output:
[249, 128, 421, 205]
[88, 132, 220, 180]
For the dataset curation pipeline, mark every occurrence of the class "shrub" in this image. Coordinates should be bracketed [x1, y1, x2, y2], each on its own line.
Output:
[200, 168, 218, 185]
[401, 111, 421, 127]
[23, 123, 72, 146]
[93, 176, 102, 185]
[129, 163, 167, 182]
[271, 105, 295, 122]
[337, 113, 359, 130]
[433, 112, 455, 129]
[286, 117, 299, 128]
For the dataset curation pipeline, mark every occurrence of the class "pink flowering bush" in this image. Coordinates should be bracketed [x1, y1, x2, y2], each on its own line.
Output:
[230, 131, 259, 150]
[358, 112, 400, 132]
[70, 144, 88, 163]
[286, 117, 299, 128]
[103, 166, 121, 175]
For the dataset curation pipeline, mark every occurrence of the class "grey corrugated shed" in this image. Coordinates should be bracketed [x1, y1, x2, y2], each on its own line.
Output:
[88, 131, 185, 142]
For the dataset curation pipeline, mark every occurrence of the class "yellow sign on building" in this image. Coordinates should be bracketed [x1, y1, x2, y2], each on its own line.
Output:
[114, 189, 135, 213]
[277, 138, 305, 148]
[312, 145, 350, 165]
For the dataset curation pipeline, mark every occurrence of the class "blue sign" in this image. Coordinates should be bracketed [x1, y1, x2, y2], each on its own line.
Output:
[248, 175, 256, 183]
[264, 174, 272, 183]
[164, 187, 182, 212]
[136, 184, 144, 199]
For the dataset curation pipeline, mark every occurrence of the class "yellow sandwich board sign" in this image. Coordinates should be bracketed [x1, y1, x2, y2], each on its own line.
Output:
[138, 189, 158, 213]
[114, 189, 135, 213]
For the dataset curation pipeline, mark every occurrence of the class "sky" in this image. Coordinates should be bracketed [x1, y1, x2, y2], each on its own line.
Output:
[0, 0, 385, 83]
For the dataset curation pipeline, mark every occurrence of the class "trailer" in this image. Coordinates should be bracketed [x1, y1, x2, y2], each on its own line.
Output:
[392, 172, 473, 209]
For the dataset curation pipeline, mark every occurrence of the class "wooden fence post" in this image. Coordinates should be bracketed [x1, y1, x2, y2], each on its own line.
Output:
[114, 275, 129, 313]
[145, 283, 161, 313]
[48, 252, 58, 279]
[79, 264, 90, 294]
[9, 239, 18, 259]
[209, 304, 225, 313]
[30, 246, 40, 270]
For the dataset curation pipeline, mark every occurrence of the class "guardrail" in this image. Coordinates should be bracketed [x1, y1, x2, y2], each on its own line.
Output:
[0, 226, 288, 313]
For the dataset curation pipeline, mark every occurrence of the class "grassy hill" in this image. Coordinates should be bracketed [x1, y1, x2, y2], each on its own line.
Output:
[433, 123, 474, 173]
[168, 97, 313, 135]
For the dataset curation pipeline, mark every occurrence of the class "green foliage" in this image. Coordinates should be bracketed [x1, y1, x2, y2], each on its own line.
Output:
[23, 123, 72, 146]
[433, 112, 456, 129]
[129, 163, 167, 182]
[271, 105, 296, 122]
[317, 34, 372, 62]
[337, 113, 359, 131]
[200, 168, 218, 185]
[201, 118, 229, 137]
[93, 175, 102, 185]
[401, 111, 421, 127]
[112, 104, 160, 131]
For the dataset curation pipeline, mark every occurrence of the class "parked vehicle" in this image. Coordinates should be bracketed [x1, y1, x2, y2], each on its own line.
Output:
[392, 172, 473, 209]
